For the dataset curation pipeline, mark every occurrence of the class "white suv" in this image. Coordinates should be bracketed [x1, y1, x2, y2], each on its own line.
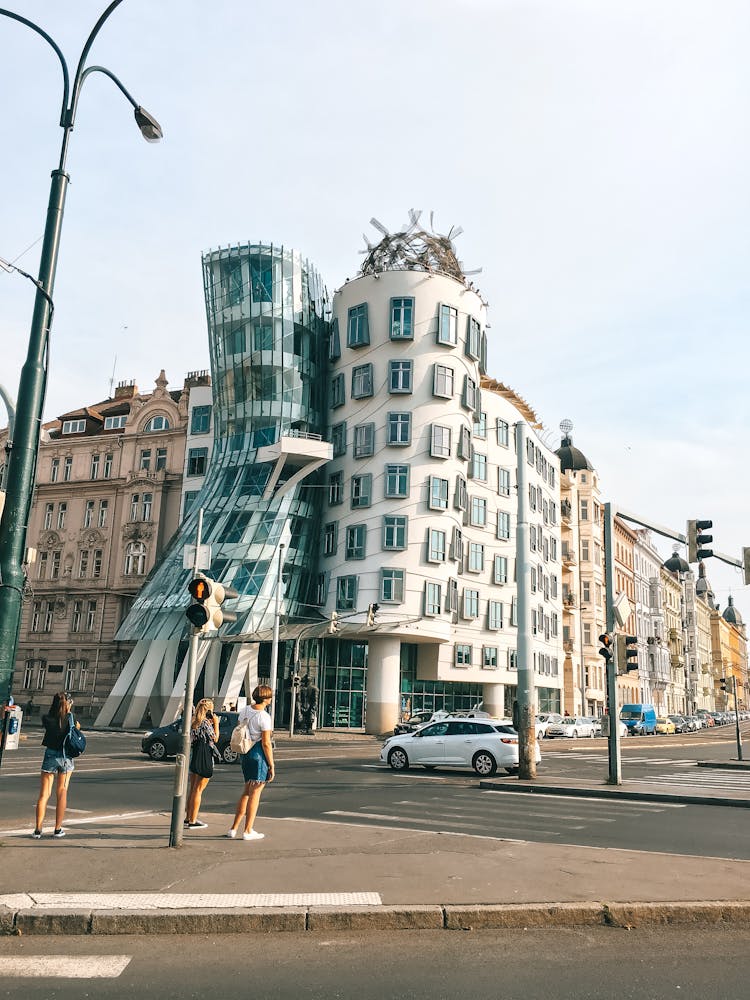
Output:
[380, 717, 541, 777]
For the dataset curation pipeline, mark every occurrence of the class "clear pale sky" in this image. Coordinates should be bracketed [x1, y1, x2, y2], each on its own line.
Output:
[1, 1, 748, 624]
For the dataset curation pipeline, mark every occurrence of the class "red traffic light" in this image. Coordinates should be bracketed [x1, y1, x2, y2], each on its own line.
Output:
[187, 576, 211, 602]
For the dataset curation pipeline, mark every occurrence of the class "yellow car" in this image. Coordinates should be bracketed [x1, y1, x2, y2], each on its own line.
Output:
[655, 717, 676, 735]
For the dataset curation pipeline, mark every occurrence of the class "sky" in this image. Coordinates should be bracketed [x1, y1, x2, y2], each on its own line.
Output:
[1, 0, 748, 623]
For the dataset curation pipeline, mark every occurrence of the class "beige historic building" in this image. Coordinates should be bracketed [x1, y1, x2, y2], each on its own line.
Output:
[2, 371, 207, 717]
[613, 515, 637, 706]
[659, 562, 685, 712]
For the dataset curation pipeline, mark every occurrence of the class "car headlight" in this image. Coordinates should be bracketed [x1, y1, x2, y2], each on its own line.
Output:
[143, 731, 153, 739]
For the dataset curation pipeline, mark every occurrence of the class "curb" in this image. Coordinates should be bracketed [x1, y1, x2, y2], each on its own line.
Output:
[477, 780, 750, 808]
[697, 761, 750, 772]
[4, 901, 750, 935]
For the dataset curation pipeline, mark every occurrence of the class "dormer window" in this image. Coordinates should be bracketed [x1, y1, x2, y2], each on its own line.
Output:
[104, 415, 127, 430]
[144, 415, 170, 432]
[62, 419, 85, 435]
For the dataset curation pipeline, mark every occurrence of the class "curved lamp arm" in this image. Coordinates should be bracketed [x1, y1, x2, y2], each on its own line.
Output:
[0, 7, 70, 121]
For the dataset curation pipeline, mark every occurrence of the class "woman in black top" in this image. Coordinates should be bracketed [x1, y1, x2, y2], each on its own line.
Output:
[33, 692, 81, 839]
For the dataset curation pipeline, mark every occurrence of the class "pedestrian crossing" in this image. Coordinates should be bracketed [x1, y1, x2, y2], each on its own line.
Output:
[633, 771, 750, 792]
[0, 956, 131, 978]
[544, 752, 697, 765]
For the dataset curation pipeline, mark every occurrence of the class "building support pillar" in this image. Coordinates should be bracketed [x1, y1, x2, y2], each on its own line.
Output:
[482, 682, 504, 719]
[365, 635, 401, 736]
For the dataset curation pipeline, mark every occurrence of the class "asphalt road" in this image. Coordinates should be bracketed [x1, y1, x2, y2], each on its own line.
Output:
[2, 928, 750, 999]
[3, 725, 749, 859]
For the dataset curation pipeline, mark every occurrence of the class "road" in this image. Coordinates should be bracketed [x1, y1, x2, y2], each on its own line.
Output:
[2, 928, 750, 999]
[2, 724, 749, 860]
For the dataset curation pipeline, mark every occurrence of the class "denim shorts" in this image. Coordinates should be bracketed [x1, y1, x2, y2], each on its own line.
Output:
[240, 741, 269, 784]
[41, 748, 74, 774]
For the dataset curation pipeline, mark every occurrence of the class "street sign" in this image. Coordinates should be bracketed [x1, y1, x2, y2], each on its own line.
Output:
[182, 544, 211, 570]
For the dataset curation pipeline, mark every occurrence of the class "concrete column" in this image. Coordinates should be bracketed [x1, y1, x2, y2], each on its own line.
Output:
[365, 635, 401, 736]
[482, 682, 505, 719]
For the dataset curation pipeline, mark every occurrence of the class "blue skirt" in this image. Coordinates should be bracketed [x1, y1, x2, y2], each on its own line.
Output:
[241, 740, 269, 783]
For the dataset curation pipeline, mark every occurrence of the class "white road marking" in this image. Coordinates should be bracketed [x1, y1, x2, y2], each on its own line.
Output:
[0, 810, 157, 837]
[0, 891, 381, 910]
[0, 956, 131, 978]
[479, 790, 687, 808]
[324, 810, 565, 835]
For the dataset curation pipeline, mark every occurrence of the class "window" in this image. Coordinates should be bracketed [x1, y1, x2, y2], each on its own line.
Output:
[31, 601, 54, 634]
[437, 304, 458, 345]
[455, 644, 472, 667]
[38, 552, 48, 579]
[130, 494, 140, 521]
[390, 297, 414, 339]
[497, 419, 509, 447]
[470, 496, 487, 527]
[511, 596, 518, 626]
[43, 503, 53, 530]
[497, 511, 510, 540]
[508, 649, 518, 670]
[23, 661, 34, 689]
[351, 474, 372, 508]
[63, 457, 72, 482]
[140, 449, 152, 471]
[345, 524, 367, 560]
[462, 375, 478, 411]
[353, 423, 375, 458]
[90, 454, 100, 479]
[381, 568, 404, 603]
[582, 581, 591, 603]
[498, 468, 511, 496]
[425, 582, 442, 617]
[471, 452, 487, 482]
[328, 471, 343, 506]
[468, 542, 485, 573]
[104, 414, 127, 430]
[156, 447, 167, 471]
[62, 419, 85, 435]
[331, 372, 345, 408]
[71, 601, 82, 633]
[430, 424, 451, 458]
[446, 578, 459, 613]
[581, 539, 590, 561]
[580, 499, 589, 521]
[142, 492, 153, 521]
[324, 522, 338, 556]
[454, 475, 467, 511]
[93, 549, 103, 579]
[473, 411, 487, 439]
[385, 464, 409, 498]
[386, 412, 411, 446]
[85, 600, 97, 632]
[328, 317, 341, 360]
[144, 415, 170, 432]
[433, 363, 454, 398]
[488, 601, 504, 630]
[332, 421, 347, 457]
[458, 425, 472, 460]
[191, 405, 211, 434]
[347, 303, 370, 347]
[51, 458, 59, 482]
[451, 527, 464, 563]
[466, 316, 481, 360]
[187, 447, 208, 477]
[51, 551, 61, 580]
[124, 541, 146, 576]
[98, 499, 108, 528]
[83, 500, 95, 529]
[428, 528, 446, 563]
[429, 476, 449, 510]
[57, 503, 67, 530]
[388, 359, 412, 393]
[103, 453, 112, 478]
[462, 588, 479, 619]
[482, 647, 498, 670]
[383, 515, 407, 550]
[37, 662, 47, 688]
[351, 364, 373, 399]
[336, 575, 358, 611]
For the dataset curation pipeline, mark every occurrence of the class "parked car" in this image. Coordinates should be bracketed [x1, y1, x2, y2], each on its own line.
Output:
[587, 717, 603, 737]
[656, 717, 676, 735]
[535, 713, 563, 738]
[380, 717, 541, 776]
[141, 711, 240, 763]
[599, 716, 629, 738]
[668, 714, 688, 733]
[393, 711, 435, 736]
[545, 716, 596, 739]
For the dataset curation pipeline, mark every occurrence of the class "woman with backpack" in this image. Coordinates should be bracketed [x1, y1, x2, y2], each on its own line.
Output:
[226, 685, 275, 841]
[33, 692, 82, 839]
[184, 698, 220, 830]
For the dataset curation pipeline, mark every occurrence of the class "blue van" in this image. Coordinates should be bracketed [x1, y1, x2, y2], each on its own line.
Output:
[620, 704, 657, 736]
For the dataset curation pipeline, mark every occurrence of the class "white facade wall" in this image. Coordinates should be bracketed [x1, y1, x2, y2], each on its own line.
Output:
[325, 269, 563, 731]
[633, 531, 670, 710]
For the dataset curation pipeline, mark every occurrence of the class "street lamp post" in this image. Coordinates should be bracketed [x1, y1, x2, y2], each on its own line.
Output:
[0, 3, 162, 712]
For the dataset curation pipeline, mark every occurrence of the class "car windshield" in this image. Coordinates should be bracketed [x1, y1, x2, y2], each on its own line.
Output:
[620, 711, 640, 719]
[493, 724, 517, 735]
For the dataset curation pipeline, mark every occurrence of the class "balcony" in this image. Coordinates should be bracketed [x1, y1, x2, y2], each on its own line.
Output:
[562, 592, 578, 609]
[563, 638, 575, 655]
[561, 500, 572, 524]
[561, 546, 576, 566]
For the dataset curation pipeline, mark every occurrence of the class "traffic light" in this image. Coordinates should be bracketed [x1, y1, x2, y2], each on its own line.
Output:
[366, 603, 379, 627]
[328, 611, 340, 635]
[185, 575, 238, 633]
[719, 677, 728, 693]
[616, 634, 639, 673]
[598, 634, 613, 663]
[687, 519, 713, 562]
[743, 547, 750, 587]
[204, 581, 239, 630]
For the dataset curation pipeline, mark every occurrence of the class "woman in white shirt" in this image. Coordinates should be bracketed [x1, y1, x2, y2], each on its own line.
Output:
[227, 685, 275, 841]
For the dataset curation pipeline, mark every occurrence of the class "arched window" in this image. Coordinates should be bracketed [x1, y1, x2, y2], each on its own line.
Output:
[143, 415, 170, 433]
[124, 542, 147, 576]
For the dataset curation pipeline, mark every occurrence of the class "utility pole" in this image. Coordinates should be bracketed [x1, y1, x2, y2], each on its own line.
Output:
[268, 543, 285, 727]
[514, 422, 536, 779]
[603, 503, 622, 785]
[732, 676, 743, 762]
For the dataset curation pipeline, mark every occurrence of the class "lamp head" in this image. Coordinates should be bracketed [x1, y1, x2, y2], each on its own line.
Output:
[134, 106, 163, 142]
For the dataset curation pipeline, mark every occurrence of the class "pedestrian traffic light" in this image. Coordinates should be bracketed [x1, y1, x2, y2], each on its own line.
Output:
[186, 575, 212, 630]
[366, 603, 379, 627]
[598, 634, 613, 663]
[328, 611, 340, 634]
[687, 519, 713, 562]
[720, 677, 727, 693]
[616, 634, 639, 673]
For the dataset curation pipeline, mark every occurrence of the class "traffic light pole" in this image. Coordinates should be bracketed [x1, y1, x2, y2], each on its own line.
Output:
[603, 503, 622, 785]
[169, 508, 203, 847]
[732, 677, 743, 762]
[514, 423, 536, 780]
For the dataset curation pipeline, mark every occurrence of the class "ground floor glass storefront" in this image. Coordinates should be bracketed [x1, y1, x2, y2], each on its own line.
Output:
[398, 645, 483, 721]
[320, 639, 366, 729]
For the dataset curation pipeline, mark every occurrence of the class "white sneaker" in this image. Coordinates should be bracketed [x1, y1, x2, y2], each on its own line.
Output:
[226, 829, 237, 839]
[242, 830, 264, 841]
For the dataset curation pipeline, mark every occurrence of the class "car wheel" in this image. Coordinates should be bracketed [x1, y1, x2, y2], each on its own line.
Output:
[221, 743, 239, 764]
[472, 751, 497, 777]
[148, 740, 167, 761]
[387, 747, 409, 771]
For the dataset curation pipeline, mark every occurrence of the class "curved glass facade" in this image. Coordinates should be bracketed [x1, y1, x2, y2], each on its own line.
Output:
[118, 244, 329, 641]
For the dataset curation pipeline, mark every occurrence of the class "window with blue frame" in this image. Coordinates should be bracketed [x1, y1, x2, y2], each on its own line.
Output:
[353, 423, 375, 458]
[390, 297, 414, 339]
[345, 524, 367, 560]
[383, 515, 407, 550]
[347, 303, 370, 347]
[191, 405, 211, 435]
[336, 575, 358, 610]
[388, 359, 412, 393]
[329, 318, 341, 360]
[332, 421, 347, 457]
[429, 476, 449, 510]
[328, 470, 343, 506]
[351, 474, 372, 508]
[351, 364, 373, 399]
[324, 522, 338, 556]
[331, 373, 345, 408]
[466, 316, 481, 360]
[437, 304, 458, 345]
[381, 568, 405, 603]
[386, 412, 411, 446]
[384, 464, 409, 498]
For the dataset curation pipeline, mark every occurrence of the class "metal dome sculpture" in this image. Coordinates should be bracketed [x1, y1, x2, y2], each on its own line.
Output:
[358, 209, 479, 282]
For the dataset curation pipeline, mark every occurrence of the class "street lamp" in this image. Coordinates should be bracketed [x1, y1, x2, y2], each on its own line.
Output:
[0, 2, 162, 711]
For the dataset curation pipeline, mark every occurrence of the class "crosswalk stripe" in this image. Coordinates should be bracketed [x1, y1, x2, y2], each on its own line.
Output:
[0, 956, 131, 978]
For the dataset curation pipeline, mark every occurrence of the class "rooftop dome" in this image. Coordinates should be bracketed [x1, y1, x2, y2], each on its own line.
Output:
[663, 547, 689, 575]
[694, 560, 716, 606]
[555, 420, 593, 473]
[722, 595, 744, 627]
